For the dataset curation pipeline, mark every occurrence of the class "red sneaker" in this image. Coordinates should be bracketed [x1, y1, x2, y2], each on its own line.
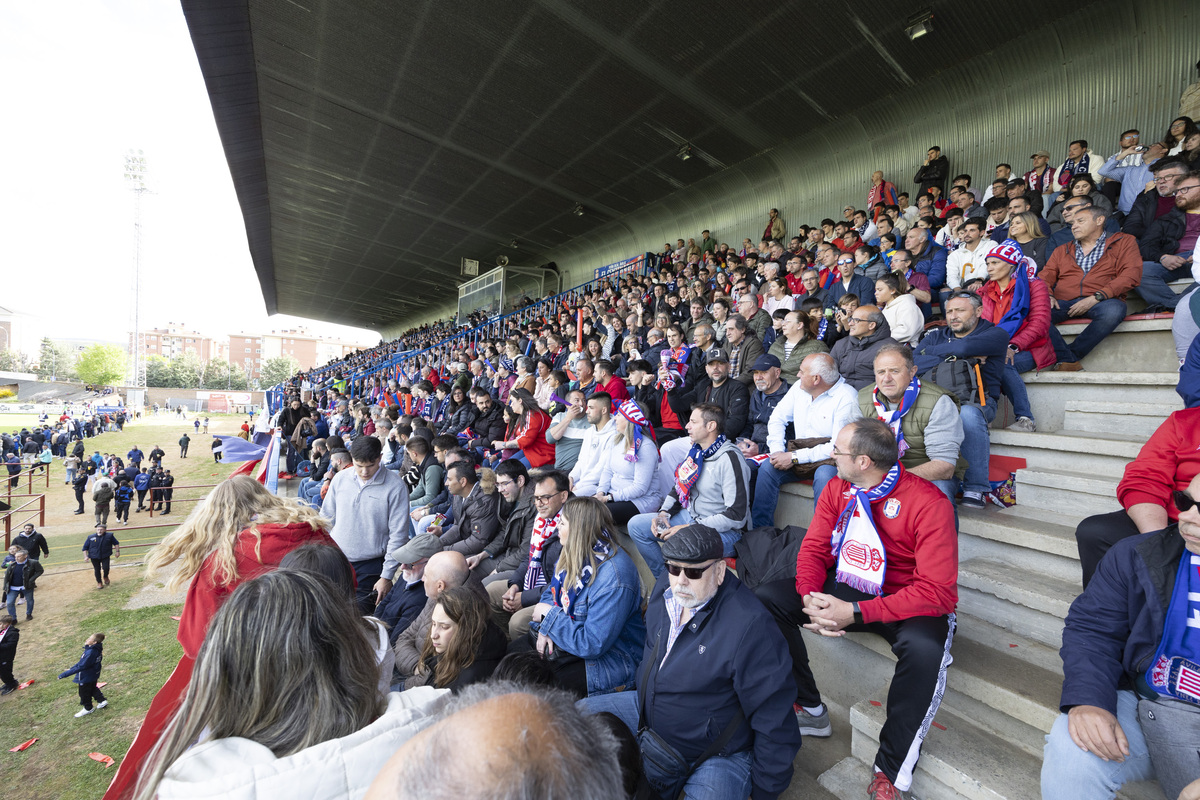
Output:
[867, 771, 906, 800]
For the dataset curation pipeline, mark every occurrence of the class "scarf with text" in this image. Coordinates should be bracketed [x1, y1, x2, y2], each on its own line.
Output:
[830, 463, 902, 596]
[550, 537, 613, 619]
[674, 434, 727, 509]
[524, 511, 562, 592]
[1057, 153, 1091, 188]
[872, 378, 921, 458]
[1145, 551, 1200, 706]
[656, 344, 692, 390]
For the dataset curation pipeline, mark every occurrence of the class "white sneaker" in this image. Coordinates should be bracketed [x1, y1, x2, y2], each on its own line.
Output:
[1007, 416, 1036, 433]
[74, 708, 94, 718]
[96, 700, 108, 709]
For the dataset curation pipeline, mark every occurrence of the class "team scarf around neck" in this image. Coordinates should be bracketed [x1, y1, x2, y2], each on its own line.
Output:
[1058, 153, 1091, 187]
[1145, 550, 1200, 706]
[872, 378, 921, 458]
[995, 257, 1034, 340]
[550, 536, 613, 619]
[524, 511, 562, 591]
[817, 315, 830, 341]
[675, 435, 727, 509]
[830, 463, 902, 596]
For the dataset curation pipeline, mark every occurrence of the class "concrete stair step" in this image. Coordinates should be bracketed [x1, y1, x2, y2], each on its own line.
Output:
[1062, 400, 1174, 439]
[850, 696, 1041, 800]
[957, 504, 1081, 560]
[841, 628, 1060, 737]
[1023, 372, 1181, 432]
[959, 558, 1078, 621]
[989, 428, 1141, 476]
[953, 611, 1065, 676]
[817, 756, 876, 800]
[1016, 467, 1122, 516]
[1055, 317, 1178, 373]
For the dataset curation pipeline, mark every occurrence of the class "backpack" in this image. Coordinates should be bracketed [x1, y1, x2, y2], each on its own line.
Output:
[921, 357, 986, 405]
[93, 481, 114, 504]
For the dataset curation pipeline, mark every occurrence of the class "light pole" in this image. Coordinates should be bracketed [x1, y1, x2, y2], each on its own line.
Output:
[124, 150, 149, 388]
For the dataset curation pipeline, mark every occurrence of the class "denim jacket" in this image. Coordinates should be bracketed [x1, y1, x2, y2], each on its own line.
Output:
[539, 546, 646, 696]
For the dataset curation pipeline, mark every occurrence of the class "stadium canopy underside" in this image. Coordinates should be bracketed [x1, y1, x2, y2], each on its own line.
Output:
[182, 0, 1108, 331]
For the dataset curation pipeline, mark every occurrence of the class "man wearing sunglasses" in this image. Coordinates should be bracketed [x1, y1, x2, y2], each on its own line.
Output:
[580, 525, 802, 800]
[824, 253, 877, 310]
[1044, 475, 1200, 800]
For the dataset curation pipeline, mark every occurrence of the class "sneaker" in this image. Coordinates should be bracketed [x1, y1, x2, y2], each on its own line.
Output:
[868, 771, 907, 800]
[24, 615, 31, 621]
[104, 576, 110, 586]
[793, 703, 832, 737]
[0, 686, 14, 696]
[1007, 416, 1036, 433]
[74, 708, 94, 718]
[96, 700, 108, 709]
[959, 490, 987, 508]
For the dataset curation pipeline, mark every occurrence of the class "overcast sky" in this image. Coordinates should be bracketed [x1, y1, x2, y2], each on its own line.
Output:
[0, 1, 380, 352]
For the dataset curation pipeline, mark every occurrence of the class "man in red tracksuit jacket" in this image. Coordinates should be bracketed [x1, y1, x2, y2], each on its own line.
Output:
[756, 418, 958, 800]
[1074, 406, 1200, 587]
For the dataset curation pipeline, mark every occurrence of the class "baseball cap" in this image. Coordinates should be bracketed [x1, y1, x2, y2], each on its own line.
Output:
[1030, 150, 1050, 159]
[751, 354, 782, 372]
[705, 346, 730, 363]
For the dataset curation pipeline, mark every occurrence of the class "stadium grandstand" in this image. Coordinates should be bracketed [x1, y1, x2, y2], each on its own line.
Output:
[110, 2, 1200, 799]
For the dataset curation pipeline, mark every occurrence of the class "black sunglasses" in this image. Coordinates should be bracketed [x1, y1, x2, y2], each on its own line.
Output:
[665, 561, 718, 579]
[1174, 490, 1197, 514]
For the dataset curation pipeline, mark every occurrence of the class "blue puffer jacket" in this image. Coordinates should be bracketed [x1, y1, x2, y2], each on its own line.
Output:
[1059, 526, 1181, 715]
[538, 545, 646, 696]
[59, 642, 103, 684]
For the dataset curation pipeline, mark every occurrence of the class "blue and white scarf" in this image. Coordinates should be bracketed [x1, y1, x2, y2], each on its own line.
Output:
[1145, 551, 1200, 706]
[817, 316, 830, 341]
[550, 537, 613, 619]
[675, 435, 727, 509]
[831, 463, 902, 596]
[1057, 153, 1091, 188]
[872, 379, 921, 458]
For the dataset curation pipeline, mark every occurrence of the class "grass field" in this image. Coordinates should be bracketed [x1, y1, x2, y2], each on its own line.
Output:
[0, 414, 47, 431]
[0, 413, 252, 800]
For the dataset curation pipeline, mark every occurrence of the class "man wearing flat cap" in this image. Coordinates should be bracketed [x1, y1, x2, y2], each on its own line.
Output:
[581, 524, 801, 800]
[374, 533, 443, 646]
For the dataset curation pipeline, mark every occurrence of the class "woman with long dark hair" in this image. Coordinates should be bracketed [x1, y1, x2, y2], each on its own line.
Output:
[437, 385, 476, 437]
[494, 388, 555, 469]
[409, 586, 507, 693]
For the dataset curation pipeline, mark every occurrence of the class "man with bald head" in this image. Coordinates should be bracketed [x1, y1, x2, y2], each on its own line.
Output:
[390, 547, 481, 686]
[751, 353, 862, 528]
[366, 682, 625, 800]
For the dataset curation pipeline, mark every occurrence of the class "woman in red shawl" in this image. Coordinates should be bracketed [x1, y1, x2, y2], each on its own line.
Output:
[102, 475, 335, 800]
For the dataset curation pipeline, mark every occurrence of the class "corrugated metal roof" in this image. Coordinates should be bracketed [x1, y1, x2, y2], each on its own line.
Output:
[181, 0, 1200, 331]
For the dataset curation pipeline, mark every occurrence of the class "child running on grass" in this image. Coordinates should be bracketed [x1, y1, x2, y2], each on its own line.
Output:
[59, 633, 107, 717]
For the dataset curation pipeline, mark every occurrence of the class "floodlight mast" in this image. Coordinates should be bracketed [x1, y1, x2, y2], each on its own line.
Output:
[124, 150, 149, 388]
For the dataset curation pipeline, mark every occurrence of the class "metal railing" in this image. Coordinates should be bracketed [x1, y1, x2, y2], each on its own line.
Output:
[147, 483, 222, 518]
[2, 494, 45, 549]
[4, 461, 51, 502]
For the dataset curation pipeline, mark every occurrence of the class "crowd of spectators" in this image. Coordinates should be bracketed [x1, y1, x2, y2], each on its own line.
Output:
[99, 107, 1200, 800]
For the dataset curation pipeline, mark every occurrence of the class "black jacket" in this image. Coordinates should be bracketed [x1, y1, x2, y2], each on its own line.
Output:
[489, 492, 538, 574]
[441, 484, 501, 557]
[12, 531, 48, 559]
[0, 625, 18, 665]
[913, 155, 949, 194]
[3, 559, 43, 594]
[466, 404, 506, 451]
[676, 376, 751, 440]
[509, 533, 563, 607]
[1138, 206, 1189, 262]
[374, 580, 428, 646]
[1123, 189, 1170, 240]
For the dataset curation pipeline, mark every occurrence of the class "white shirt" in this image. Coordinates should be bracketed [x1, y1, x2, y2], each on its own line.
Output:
[945, 239, 993, 290]
[766, 377, 863, 459]
[569, 418, 617, 495]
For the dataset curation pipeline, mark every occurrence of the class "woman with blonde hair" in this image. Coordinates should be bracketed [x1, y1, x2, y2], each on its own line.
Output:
[133, 570, 447, 800]
[595, 400, 663, 524]
[104, 476, 335, 800]
[528, 497, 645, 698]
[409, 585, 506, 693]
[1006, 211, 1050, 270]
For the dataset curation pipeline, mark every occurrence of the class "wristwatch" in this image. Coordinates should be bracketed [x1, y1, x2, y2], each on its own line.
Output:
[852, 602, 864, 625]
[1092, 291, 1106, 302]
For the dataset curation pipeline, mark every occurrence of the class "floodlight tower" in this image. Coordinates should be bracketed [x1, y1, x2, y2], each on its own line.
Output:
[124, 150, 149, 387]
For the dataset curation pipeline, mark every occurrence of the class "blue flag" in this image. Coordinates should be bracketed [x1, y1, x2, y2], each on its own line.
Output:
[211, 435, 268, 463]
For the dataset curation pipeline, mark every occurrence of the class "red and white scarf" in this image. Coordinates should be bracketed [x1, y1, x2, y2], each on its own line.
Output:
[524, 510, 562, 591]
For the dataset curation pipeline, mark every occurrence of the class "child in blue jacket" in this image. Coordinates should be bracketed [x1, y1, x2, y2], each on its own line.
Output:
[58, 633, 106, 717]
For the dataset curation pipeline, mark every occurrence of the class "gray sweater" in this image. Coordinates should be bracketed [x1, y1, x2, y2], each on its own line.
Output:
[659, 439, 751, 533]
[321, 465, 413, 579]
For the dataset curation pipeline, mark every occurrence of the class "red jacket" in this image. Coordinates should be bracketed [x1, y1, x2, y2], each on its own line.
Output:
[795, 467, 958, 624]
[515, 409, 555, 467]
[1117, 408, 1200, 522]
[1040, 232, 1142, 302]
[599, 375, 630, 405]
[979, 276, 1056, 370]
[179, 521, 337, 658]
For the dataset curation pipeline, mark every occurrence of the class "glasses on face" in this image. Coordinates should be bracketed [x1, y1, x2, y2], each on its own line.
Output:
[847, 316, 871, 325]
[1174, 490, 1198, 514]
[665, 560, 718, 579]
[830, 446, 861, 459]
[947, 291, 976, 301]
[495, 479, 515, 490]
[534, 492, 563, 504]
[1176, 184, 1200, 195]
[837, 259, 854, 266]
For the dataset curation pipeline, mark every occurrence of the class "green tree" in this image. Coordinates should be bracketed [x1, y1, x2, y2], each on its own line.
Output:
[200, 359, 248, 390]
[75, 344, 127, 386]
[0, 350, 33, 373]
[145, 355, 171, 388]
[34, 337, 77, 381]
[260, 356, 300, 387]
[168, 351, 204, 389]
